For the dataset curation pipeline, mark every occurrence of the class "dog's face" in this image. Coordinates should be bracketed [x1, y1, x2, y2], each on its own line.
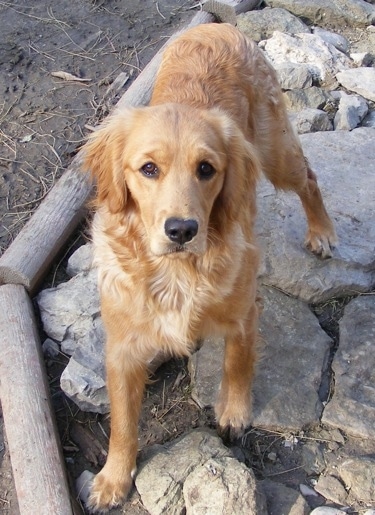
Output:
[84, 103, 259, 257]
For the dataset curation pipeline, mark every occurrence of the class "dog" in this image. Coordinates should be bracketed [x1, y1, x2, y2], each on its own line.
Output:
[83, 22, 337, 512]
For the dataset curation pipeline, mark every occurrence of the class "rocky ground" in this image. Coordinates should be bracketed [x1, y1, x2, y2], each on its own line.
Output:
[1, 0, 375, 514]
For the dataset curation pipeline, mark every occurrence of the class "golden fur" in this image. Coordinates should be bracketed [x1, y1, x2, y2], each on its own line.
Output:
[83, 23, 337, 512]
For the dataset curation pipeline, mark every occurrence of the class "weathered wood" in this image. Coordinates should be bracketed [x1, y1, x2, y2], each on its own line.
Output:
[0, 284, 72, 515]
[0, 155, 92, 295]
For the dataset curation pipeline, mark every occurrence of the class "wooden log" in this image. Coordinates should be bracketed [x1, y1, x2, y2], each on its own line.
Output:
[0, 155, 92, 295]
[0, 284, 73, 515]
[0, 0, 253, 294]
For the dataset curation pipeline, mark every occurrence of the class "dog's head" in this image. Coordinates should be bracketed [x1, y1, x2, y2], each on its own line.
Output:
[84, 103, 260, 257]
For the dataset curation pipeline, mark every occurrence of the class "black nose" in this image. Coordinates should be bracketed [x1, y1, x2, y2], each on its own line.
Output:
[164, 217, 198, 245]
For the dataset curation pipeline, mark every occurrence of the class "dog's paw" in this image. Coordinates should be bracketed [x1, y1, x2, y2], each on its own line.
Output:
[215, 400, 252, 442]
[86, 469, 133, 514]
[305, 228, 338, 259]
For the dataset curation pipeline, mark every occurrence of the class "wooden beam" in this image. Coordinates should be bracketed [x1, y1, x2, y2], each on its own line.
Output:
[0, 284, 73, 515]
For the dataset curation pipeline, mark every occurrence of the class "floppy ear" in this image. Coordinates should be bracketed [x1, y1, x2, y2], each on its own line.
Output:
[213, 111, 261, 222]
[83, 110, 132, 213]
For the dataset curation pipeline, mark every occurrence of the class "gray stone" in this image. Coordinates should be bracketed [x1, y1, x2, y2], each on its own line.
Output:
[36, 270, 100, 342]
[42, 338, 60, 358]
[237, 7, 309, 42]
[257, 128, 375, 303]
[338, 457, 375, 503]
[314, 475, 348, 505]
[135, 429, 234, 515]
[183, 456, 267, 514]
[261, 479, 309, 515]
[189, 286, 331, 432]
[265, 0, 375, 27]
[334, 92, 369, 130]
[310, 509, 347, 515]
[336, 67, 375, 102]
[260, 31, 353, 84]
[322, 296, 375, 439]
[301, 442, 326, 474]
[312, 27, 350, 54]
[274, 62, 313, 90]
[362, 110, 375, 127]
[284, 87, 333, 112]
[66, 243, 93, 277]
[60, 317, 108, 413]
[295, 108, 333, 134]
[350, 52, 373, 66]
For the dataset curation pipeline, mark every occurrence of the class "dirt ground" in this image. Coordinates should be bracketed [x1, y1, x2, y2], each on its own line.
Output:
[1, 1, 375, 514]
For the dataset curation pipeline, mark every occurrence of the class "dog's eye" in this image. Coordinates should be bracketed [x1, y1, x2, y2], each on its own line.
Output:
[197, 161, 215, 180]
[140, 162, 159, 177]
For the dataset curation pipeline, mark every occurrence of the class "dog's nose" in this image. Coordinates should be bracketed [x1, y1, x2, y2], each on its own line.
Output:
[164, 217, 198, 245]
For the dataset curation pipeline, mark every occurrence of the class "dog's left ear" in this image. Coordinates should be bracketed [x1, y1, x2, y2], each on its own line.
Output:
[213, 111, 261, 221]
[82, 110, 133, 213]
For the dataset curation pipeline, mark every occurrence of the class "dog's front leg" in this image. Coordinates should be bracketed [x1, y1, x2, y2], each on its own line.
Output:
[215, 304, 258, 440]
[88, 342, 147, 513]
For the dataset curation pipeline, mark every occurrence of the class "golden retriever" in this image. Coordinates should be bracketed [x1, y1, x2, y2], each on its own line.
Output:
[83, 22, 337, 512]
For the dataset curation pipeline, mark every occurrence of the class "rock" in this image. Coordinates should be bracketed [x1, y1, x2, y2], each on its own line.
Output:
[260, 32, 353, 84]
[66, 243, 93, 277]
[336, 67, 375, 102]
[257, 128, 375, 303]
[42, 338, 60, 358]
[190, 286, 331, 432]
[294, 108, 333, 134]
[299, 484, 319, 497]
[183, 456, 267, 514]
[362, 110, 375, 127]
[314, 475, 348, 505]
[301, 442, 326, 474]
[237, 7, 309, 42]
[284, 87, 333, 112]
[338, 457, 375, 503]
[135, 429, 265, 515]
[350, 52, 373, 66]
[334, 92, 369, 130]
[322, 296, 375, 439]
[274, 62, 313, 90]
[310, 509, 347, 515]
[261, 479, 309, 514]
[264, 0, 375, 27]
[60, 317, 108, 413]
[36, 270, 100, 343]
[312, 27, 350, 53]
[76, 470, 94, 505]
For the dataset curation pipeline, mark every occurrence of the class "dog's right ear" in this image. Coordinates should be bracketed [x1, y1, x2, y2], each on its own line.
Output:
[83, 110, 132, 213]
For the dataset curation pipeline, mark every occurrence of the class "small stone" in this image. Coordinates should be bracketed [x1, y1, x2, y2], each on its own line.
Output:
[261, 480, 309, 515]
[299, 484, 319, 497]
[339, 457, 375, 503]
[334, 93, 368, 130]
[350, 52, 372, 66]
[310, 509, 347, 515]
[314, 475, 348, 505]
[295, 108, 333, 134]
[284, 87, 332, 112]
[76, 470, 94, 505]
[312, 27, 349, 54]
[274, 62, 312, 90]
[42, 338, 60, 358]
[301, 442, 326, 475]
[336, 68, 375, 102]
[66, 243, 93, 277]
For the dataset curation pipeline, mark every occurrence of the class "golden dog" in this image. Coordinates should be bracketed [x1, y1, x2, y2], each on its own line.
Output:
[83, 23, 337, 512]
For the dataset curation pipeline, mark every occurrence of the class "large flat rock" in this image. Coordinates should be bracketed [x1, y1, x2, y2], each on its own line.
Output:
[257, 128, 375, 303]
[190, 286, 331, 432]
[322, 296, 375, 439]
